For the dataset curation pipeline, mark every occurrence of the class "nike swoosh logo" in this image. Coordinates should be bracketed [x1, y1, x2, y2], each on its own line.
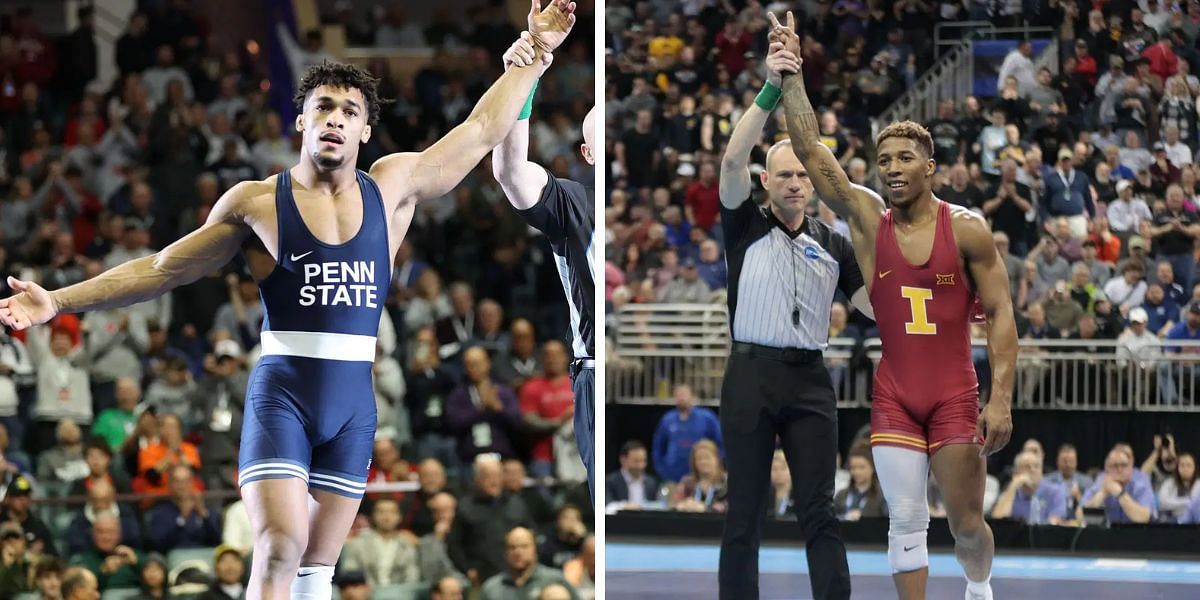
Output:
[290, 251, 314, 262]
[903, 545, 918, 552]
[297, 572, 315, 578]
[879, 270, 893, 279]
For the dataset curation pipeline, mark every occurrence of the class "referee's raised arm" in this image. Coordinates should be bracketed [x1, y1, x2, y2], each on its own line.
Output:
[718, 42, 800, 209]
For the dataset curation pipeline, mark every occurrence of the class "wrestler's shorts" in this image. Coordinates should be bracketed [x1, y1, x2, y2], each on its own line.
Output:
[238, 355, 376, 498]
[869, 390, 981, 456]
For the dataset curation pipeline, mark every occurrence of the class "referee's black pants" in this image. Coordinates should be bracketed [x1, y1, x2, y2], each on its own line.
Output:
[718, 344, 851, 600]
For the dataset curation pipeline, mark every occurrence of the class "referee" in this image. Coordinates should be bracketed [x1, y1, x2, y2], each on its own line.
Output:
[716, 39, 869, 600]
[495, 33, 597, 498]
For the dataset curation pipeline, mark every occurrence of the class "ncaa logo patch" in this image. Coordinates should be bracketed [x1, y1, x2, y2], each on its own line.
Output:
[803, 246, 820, 259]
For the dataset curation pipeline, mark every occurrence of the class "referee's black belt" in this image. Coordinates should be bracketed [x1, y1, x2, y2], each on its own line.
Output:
[731, 342, 822, 364]
[570, 358, 595, 375]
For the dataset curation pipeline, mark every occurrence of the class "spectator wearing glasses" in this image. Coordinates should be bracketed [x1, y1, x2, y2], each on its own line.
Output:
[1083, 448, 1156, 523]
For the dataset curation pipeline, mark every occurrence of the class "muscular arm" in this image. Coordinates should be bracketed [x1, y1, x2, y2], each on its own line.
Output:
[492, 118, 548, 211]
[719, 103, 771, 208]
[372, 57, 548, 206]
[959, 213, 1018, 416]
[779, 67, 884, 225]
[51, 187, 252, 314]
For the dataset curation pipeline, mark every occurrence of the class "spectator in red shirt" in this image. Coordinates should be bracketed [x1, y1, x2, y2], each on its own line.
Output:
[1142, 38, 1178, 81]
[13, 7, 57, 87]
[714, 20, 752, 77]
[1074, 39, 1098, 86]
[518, 340, 575, 479]
[685, 161, 720, 232]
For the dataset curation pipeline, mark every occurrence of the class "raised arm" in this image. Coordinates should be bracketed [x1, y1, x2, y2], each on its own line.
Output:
[719, 41, 799, 208]
[370, 0, 575, 206]
[771, 12, 882, 224]
[0, 183, 255, 330]
[492, 32, 553, 210]
[957, 211, 1017, 456]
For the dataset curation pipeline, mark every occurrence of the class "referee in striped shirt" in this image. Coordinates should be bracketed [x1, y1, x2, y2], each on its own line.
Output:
[716, 39, 872, 600]
[496, 33, 597, 498]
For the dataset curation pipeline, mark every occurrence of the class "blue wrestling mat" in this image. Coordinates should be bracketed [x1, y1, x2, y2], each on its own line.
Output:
[606, 542, 1200, 599]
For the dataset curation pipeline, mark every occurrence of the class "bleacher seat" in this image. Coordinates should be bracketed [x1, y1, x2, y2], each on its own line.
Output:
[100, 589, 142, 600]
[167, 547, 217, 572]
[372, 582, 430, 599]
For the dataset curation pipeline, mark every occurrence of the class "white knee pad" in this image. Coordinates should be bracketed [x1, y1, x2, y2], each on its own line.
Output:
[291, 565, 334, 599]
[888, 530, 929, 573]
[872, 445, 931, 574]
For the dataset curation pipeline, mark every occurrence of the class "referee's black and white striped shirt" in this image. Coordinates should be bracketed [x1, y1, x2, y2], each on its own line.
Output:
[721, 197, 863, 350]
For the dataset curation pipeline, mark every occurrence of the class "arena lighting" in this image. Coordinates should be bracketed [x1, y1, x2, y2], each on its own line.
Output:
[259, 79, 270, 92]
[245, 39, 259, 55]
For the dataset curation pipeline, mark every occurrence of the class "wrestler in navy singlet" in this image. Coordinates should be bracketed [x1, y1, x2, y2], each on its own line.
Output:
[238, 169, 390, 499]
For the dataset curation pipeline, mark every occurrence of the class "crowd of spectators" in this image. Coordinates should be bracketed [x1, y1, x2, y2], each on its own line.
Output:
[0, 1, 595, 598]
[605, 0, 1200, 407]
[607, 391, 1200, 529]
[604, 0, 1200, 528]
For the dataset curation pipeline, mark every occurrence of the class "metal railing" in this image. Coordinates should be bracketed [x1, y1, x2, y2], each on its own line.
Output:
[871, 41, 974, 150]
[607, 306, 1200, 411]
[865, 24, 1058, 185]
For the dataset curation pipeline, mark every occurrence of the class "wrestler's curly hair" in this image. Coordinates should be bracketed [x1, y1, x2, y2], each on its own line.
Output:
[293, 61, 385, 126]
[875, 120, 934, 160]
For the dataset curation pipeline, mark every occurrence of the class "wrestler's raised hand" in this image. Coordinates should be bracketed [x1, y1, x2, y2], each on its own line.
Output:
[765, 41, 801, 88]
[503, 31, 554, 72]
[528, 0, 577, 54]
[767, 11, 801, 62]
[0, 276, 57, 331]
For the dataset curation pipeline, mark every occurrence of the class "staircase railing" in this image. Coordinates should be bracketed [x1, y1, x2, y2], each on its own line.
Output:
[864, 24, 1058, 185]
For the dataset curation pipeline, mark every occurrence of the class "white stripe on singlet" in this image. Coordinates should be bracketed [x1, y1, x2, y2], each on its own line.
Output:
[259, 331, 377, 361]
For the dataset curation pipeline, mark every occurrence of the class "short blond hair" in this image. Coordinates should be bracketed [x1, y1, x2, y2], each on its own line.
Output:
[876, 120, 934, 159]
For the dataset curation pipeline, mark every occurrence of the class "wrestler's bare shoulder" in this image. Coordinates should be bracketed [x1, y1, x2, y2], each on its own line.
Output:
[213, 177, 281, 222]
[944, 202, 988, 230]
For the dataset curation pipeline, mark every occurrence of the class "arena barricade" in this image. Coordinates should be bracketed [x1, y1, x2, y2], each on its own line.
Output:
[607, 304, 869, 407]
[1134, 341, 1200, 411]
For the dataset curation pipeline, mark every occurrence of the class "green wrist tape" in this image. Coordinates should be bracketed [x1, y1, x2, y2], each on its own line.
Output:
[519, 79, 540, 120]
[755, 81, 782, 111]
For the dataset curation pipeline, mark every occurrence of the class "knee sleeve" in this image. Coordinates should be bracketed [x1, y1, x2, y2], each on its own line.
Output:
[290, 565, 334, 600]
[888, 530, 928, 574]
[872, 444, 931, 573]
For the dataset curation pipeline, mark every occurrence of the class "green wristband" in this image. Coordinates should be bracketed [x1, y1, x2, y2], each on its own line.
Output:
[518, 79, 540, 120]
[755, 81, 782, 111]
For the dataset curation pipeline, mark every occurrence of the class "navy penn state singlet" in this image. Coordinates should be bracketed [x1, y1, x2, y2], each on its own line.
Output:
[238, 169, 390, 498]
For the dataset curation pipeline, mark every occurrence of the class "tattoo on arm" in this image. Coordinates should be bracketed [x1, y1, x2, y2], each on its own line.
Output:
[781, 74, 820, 148]
[818, 162, 854, 203]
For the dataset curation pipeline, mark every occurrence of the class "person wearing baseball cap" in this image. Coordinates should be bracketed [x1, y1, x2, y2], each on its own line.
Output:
[1151, 142, 1182, 192]
[0, 475, 56, 555]
[1045, 144, 1093, 239]
[1117, 307, 1159, 369]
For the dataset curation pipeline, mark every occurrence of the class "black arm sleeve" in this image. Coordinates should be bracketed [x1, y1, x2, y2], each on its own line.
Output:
[513, 170, 593, 242]
[719, 197, 758, 249]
